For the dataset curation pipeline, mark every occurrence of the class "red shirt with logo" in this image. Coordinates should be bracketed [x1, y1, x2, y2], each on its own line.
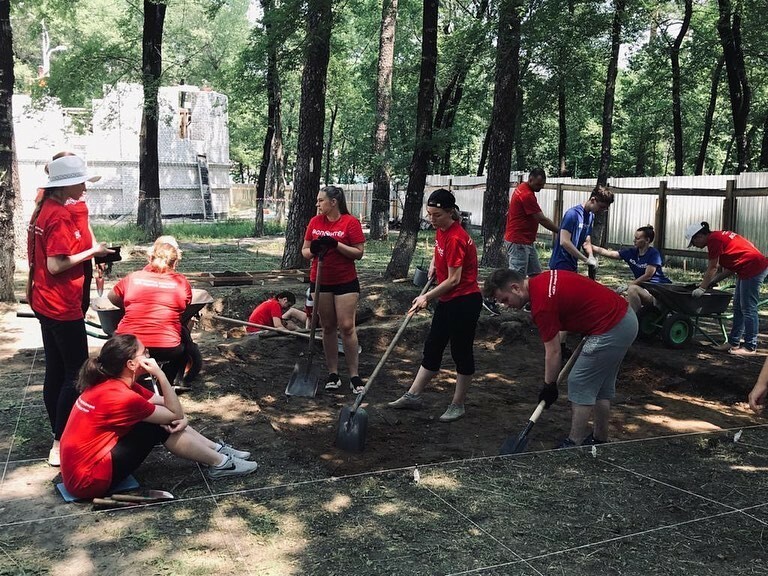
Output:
[247, 298, 282, 332]
[504, 182, 543, 244]
[60, 380, 156, 499]
[113, 267, 192, 348]
[706, 231, 768, 279]
[304, 214, 365, 284]
[434, 221, 480, 302]
[29, 199, 85, 321]
[66, 197, 93, 252]
[529, 270, 628, 342]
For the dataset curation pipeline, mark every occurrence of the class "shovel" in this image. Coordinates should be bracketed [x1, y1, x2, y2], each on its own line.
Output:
[285, 253, 325, 397]
[335, 277, 433, 453]
[213, 315, 360, 354]
[499, 337, 587, 455]
[92, 489, 174, 509]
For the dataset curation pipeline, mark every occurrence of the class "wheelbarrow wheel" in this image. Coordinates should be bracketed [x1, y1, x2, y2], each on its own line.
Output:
[661, 313, 693, 348]
[636, 305, 662, 339]
[183, 342, 203, 383]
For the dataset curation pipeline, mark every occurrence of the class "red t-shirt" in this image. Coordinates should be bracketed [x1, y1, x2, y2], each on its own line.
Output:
[706, 231, 768, 279]
[29, 199, 85, 321]
[504, 182, 543, 244]
[304, 214, 365, 284]
[529, 270, 628, 342]
[246, 298, 283, 332]
[113, 267, 192, 348]
[60, 380, 156, 499]
[66, 197, 93, 252]
[434, 221, 480, 302]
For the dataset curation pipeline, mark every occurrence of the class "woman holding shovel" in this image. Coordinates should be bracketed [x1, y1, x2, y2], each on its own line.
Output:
[302, 186, 366, 393]
[388, 189, 482, 422]
[60, 334, 257, 499]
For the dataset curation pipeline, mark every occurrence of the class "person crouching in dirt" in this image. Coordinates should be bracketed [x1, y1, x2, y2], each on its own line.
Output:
[60, 334, 257, 500]
[483, 268, 638, 447]
[748, 356, 768, 413]
[245, 291, 308, 333]
[302, 185, 366, 393]
[591, 225, 671, 312]
[388, 189, 482, 423]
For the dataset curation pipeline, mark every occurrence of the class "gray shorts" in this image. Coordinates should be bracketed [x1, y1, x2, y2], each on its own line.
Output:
[506, 242, 542, 276]
[567, 308, 638, 405]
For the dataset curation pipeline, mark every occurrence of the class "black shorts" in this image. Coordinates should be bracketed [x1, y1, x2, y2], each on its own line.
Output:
[309, 278, 360, 296]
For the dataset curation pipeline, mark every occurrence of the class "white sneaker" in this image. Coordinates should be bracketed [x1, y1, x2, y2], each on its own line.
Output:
[216, 441, 251, 460]
[438, 404, 465, 422]
[48, 445, 60, 467]
[207, 455, 259, 479]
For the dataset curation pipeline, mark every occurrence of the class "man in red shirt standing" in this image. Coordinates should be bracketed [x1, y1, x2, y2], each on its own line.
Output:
[483, 268, 638, 447]
[504, 168, 559, 277]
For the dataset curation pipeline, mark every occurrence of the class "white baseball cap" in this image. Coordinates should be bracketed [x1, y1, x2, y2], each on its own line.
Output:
[43, 155, 101, 188]
[684, 223, 706, 247]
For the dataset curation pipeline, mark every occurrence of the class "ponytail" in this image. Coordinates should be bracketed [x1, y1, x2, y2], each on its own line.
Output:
[77, 334, 139, 392]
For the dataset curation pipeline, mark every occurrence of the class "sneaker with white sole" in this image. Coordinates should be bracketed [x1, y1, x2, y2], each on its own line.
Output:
[388, 392, 423, 409]
[713, 342, 737, 352]
[325, 373, 342, 390]
[216, 441, 251, 460]
[730, 346, 756, 357]
[349, 375, 365, 394]
[48, 444, 60, 467]
[207, 455, 259, 479]
[438, 404, 465, 422]
[482, 299, 501, 316]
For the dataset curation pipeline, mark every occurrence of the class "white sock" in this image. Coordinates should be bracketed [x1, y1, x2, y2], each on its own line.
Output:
[214, 454, 229, 468]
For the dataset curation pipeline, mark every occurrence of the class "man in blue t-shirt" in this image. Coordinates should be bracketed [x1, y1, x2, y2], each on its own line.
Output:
[549, 186, 615, 272]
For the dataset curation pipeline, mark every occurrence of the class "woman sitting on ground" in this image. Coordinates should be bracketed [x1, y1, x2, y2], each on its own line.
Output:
[246, 291, 308, 333]
[108, 236, 191, 385]
[591, 225, 671, 312]
[60, 334, 257, 499]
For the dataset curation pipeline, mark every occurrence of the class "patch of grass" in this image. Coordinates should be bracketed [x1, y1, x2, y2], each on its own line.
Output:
[244, 510, 281, 537]
[92, 219, 285, 245]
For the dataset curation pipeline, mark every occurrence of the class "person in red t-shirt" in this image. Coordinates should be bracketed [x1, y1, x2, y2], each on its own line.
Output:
[388, 189, 482, 423]
[27, 153, 113, 467]
[60, 334, 257, 499]
[686, 222, 768, 355]
[484, 268, 638, 447]
[504, 168, 559, 276]
[302, 186, 366, 393]
[246, 291, 308, 333]
[109, 236, 192, 385]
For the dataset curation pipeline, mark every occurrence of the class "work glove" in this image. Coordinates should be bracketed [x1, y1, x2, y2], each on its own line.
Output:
[317, 235, 338, 250]
[586, 255, 598, 268]
[309, 239, 324, 256]
[692, 287, 706, 298]
[538, 382, 559, 409]
[615, 284, 628, 295]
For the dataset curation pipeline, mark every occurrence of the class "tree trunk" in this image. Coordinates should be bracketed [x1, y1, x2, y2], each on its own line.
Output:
[558, 75, 567, 176]
[477, 123, 491, 176]
[670, 0, 692, 176]
[137, 0, 166, 241]
[634, 125, 647, 176]
[280, 0, 332, 270]
[0, 0, 18, 301]
[324, 102, 337, 185]
[385, 0, 438, 278]
[513, 83, 525, 169]
[481, 0, 522, 268]
[370, 0, 398, 240]
[716, 0, 751, 174]
[695, 55, 724, 175]
[593, 0, 624, 246]
[759, 111, 768, 170]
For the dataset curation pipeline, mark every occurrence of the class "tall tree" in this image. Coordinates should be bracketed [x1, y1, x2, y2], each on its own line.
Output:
[0, 0, 18, 301]
[695, 55, 724, 175]
[280, 0, 333, 269]
[369, 0, 398, 240]
[480, 0, 522, 268]
[716, 0, 751, 173]
[136, 0, 166, 241]
[385, 0, 438, 278]
[669, 0, 692, 176]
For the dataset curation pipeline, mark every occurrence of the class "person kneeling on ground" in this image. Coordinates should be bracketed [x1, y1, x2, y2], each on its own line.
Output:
[246, 291, 308, 333]
[60, 334, 257, 500]
[483, 268, 638, 447]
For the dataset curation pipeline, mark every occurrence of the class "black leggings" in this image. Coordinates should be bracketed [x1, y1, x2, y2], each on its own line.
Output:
[148, 344, 186, 385]
[110, 422, 170, 487]
[421, 292, 482, 375]
[36, 312, 89, 440]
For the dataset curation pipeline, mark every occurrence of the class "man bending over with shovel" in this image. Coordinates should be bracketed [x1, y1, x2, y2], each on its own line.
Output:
[483, 268, 638, 447]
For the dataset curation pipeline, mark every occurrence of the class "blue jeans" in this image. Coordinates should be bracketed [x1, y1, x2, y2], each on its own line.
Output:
[728, 267, 768, 350]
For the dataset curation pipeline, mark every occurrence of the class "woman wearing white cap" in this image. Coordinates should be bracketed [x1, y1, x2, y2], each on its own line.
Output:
[685, 221, 768, 355]
[27, 153, 113, 466]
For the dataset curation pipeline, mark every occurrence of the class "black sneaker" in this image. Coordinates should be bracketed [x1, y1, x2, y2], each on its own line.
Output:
[350, 375, 364, 394]
[556, 437, 578, 449]
[482, 298, 501, 316]
[582, 433, 607, 446]
[324, 373, 342, 390]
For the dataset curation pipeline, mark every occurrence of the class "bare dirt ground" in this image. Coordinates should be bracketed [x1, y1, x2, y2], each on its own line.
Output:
[2, 244, 768, 575]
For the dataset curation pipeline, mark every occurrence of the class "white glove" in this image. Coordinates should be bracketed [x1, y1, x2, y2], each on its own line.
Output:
[586, 255, 598, 268]
[692, 287, 706, 298]
[615, 284, 628, 295]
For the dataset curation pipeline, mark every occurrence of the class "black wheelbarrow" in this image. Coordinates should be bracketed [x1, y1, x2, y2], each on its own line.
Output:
[635, 282, 733, 348]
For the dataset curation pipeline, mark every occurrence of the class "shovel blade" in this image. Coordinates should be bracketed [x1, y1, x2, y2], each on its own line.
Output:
[285, 360, 320, 397]
[335, 406, 369, 453]
[499, 432, 528, 456]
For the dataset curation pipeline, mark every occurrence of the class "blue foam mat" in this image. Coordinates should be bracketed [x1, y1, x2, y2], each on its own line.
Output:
[56, 475, 140, 502]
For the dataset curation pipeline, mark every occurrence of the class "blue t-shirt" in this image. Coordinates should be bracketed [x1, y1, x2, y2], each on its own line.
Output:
[618, 246, 671, 284]
[549, 205, 593, 271]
